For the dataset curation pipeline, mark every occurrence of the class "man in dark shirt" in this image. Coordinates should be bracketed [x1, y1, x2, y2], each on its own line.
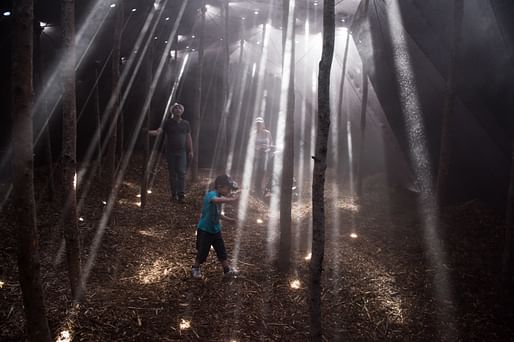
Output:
[149, 103, 193, 202]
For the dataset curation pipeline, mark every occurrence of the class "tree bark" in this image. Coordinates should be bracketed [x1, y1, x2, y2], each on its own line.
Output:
[191, 1, 206, 181]
[94, 62, 103, 179]
[356, 65, 369, 198]
[141, 43, 153, 209]
[310, 0, 335, 340]
[12, 1, 53, 340]
[336, 28, 351, 185]
[436, 0, 463, 206]
[62, 0, 82, 300]
[278, 0, 295, 273]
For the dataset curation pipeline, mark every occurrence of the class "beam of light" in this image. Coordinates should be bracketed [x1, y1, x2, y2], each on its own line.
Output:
[32, 1, 116, 146]
[226, 62, 250, 173]
[143, 52, 190, 193]
[233, 21, 272, 265]
[290, 279, 301, 289]
[267, 0, 296, 260]
[385, 0, 457, 338]
[75, 3, 169, 215]
[78, 0, 187, 301]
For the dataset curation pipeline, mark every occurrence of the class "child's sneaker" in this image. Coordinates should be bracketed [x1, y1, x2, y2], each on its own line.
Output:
[192, 267, 201, 278]
[223, 266, 238, 278]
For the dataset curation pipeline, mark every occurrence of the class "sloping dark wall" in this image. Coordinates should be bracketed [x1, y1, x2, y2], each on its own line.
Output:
[353, 0, 514, 204]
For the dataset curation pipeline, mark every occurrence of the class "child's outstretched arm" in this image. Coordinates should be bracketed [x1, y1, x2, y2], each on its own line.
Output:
[211, 194, 239, 204]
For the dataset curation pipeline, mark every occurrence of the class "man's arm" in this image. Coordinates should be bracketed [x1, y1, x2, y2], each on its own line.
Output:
[148, 127, 163, 136]
[186, 133, 193, 159]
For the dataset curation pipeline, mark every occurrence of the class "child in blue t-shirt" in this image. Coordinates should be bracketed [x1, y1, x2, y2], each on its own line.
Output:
[192, 174, 239, 278]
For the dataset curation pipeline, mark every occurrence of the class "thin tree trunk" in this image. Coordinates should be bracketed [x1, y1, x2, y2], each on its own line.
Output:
[356, 66, 369, 198]
[436, 0, 463, 206]
[218, 0, 230, 170]
[34, 20, 55, 201]
[141, 44, 153, 209]
[310, 0, 335, 340]
[12, 1, 52, 340]
[106, 1, 122, 185]
[62, 0, 82, 300]
[116, 2, 124, 165]
[94, 62, 103, 178]
[503, 136, 514, 286]
[337, 29, 351, 184]
[278, 0, 295, 273]
[191, 1, 206, 181]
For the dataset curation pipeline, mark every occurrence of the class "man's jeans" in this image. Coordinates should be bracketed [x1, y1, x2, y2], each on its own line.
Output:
[167, 152, 187, 198]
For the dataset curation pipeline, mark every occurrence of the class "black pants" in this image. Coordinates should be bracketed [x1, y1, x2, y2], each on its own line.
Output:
[196, 230, 227, 263]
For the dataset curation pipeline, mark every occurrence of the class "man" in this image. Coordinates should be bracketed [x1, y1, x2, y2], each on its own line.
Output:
[149, 103, 193, 202]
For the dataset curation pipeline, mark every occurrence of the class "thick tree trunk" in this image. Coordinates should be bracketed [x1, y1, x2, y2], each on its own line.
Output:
[310, 0, 334, 340]
[62, 0, 82, 300]
[278, 0, 295, 273]
[436, 0, 463, 206]
[191, 2, 206, 181]
[12, 1, 53, 340]
[356, 65, 369, 198]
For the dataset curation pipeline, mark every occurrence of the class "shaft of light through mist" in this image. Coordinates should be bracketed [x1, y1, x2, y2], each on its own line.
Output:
[267, 0, 296, 260]
[233, 20, 273, 265]
[386, 0, 457, 339]
[78, 0, 188, 299]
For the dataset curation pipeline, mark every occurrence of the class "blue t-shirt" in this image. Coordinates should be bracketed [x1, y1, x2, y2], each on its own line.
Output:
[197, 191, 221, 234]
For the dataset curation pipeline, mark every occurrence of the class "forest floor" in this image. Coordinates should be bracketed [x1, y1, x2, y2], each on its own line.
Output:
[1, 155, 514, 341]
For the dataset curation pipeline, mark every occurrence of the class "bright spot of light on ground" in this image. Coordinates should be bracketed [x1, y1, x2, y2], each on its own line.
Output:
[109, 3, 116, 8]
[147, 190, 152, 194]
[78, 217, 84, 222]
[131, 8, 136, 12]
[135, 202, 141, 207]
[350, 233, 358, 239]
[256, 218, 263, 224]
[336, 199, 359, 212]
[102, 200, 107, 205]
[3, 11, 11, 16]
[136, 194, 141, 198]
[55, 330, 72, 342]
[290, 279, 301, 289]
[304, 253, 312, 261]
[179, 319, 191, 330]
[0, 280, 4, 289]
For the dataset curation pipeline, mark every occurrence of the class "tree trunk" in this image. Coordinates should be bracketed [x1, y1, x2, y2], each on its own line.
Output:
[141, 43, 153, 209]
[106, 1, 123, 185]
[310, 0, 335, 340]
[337, 29, 351, 184]
[34, 20, 56, 201]
[12, 1, 53, 340]
[191, 1, 206, 181]
[503, 135, 514, 287]
[436, 0, 463, 206]
[116, 1, 124, 165]
[278, 0, 295, 273]
[94, 62, 103, 179]
[62, 0, 82, 300]
[356, 65, 369, 198]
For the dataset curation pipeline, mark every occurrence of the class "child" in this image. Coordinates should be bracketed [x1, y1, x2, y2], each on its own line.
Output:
[192, 174, 239, 278]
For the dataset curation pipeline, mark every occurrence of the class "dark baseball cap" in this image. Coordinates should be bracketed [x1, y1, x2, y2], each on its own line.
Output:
[214, 174, 238, 190]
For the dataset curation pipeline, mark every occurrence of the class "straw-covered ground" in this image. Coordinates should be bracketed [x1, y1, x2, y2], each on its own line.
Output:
[1, 155, 513, 341]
